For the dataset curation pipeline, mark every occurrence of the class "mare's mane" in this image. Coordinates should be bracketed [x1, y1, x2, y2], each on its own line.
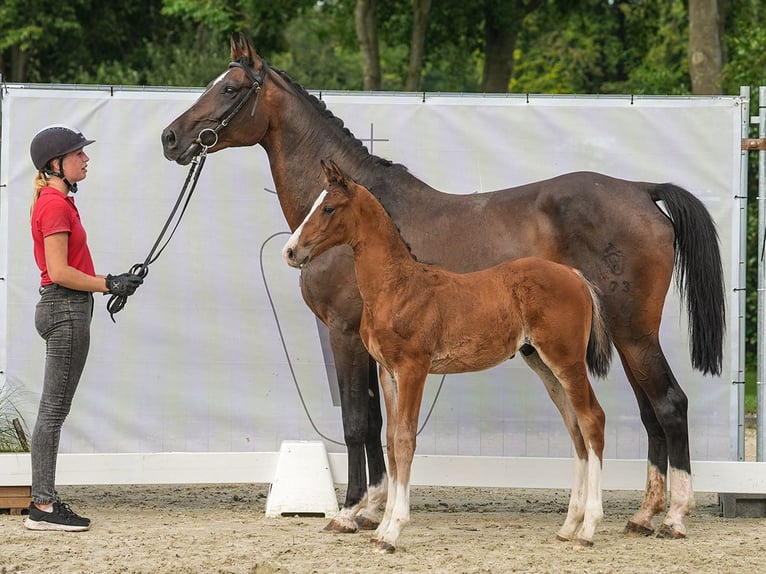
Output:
[269, 63, 409, 174]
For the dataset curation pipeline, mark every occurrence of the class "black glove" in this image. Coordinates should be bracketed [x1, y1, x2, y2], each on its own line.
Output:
[105, 272, 143, 297]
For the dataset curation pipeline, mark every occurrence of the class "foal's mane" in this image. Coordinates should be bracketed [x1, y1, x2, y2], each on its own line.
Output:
[340, 178, 420, 262]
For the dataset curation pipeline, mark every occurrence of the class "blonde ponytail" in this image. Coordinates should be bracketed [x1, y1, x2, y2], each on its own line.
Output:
[30, 171, 48, 217]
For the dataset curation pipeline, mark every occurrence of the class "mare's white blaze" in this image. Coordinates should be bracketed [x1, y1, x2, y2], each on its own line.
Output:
[282, 190, 328, 262]
[202, 70, 231, 96]
[663, 467, 694, 535]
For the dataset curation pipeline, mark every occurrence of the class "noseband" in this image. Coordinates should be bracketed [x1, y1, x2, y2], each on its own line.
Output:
[195, 56, 266, 148]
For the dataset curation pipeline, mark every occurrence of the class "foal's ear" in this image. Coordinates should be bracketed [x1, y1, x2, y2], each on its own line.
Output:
[321, 159, 346, 187]
[230, 32, 258, 66]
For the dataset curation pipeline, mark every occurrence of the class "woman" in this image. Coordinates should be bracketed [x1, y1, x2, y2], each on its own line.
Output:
[25, 125, 143, 531]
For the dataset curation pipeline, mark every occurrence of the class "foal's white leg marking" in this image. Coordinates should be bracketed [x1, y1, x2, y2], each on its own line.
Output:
[661, 467, 694, 536]
[281, 190, 328, 261]
[376, 479, 410, 551]
[558, 456, 587, 541]
[375, 479, 397, 540]
[576, 446, 604, 544]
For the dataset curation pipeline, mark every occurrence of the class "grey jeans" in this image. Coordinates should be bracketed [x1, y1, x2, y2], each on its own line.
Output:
[32, 285, 93, 504]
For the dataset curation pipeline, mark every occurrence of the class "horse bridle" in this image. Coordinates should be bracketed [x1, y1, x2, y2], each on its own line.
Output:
[195, 56, 267, 148]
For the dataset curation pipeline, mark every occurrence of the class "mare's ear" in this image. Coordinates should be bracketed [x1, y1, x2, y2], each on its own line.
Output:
[230, 32, 258, 66]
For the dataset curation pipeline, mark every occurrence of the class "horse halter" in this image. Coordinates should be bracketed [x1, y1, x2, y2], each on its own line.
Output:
[195, 56, 266, 149]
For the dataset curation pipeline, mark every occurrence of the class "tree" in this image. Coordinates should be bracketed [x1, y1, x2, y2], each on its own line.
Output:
[403, 0, 432, 91]
[355, 0, 382, 90]
[0, 0, 87, 82]
[688, 0, 725, 94]
[481, 0, 544, 92]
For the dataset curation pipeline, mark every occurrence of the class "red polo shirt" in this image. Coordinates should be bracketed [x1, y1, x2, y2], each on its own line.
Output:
[31, 186, 96, 286]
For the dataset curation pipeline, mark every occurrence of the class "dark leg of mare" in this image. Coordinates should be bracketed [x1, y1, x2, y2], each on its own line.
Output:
[298, 251, 387, 533]
[614, 182, 721, 538]
[325, 329, 387, 532]
[618, 344, 692, 538]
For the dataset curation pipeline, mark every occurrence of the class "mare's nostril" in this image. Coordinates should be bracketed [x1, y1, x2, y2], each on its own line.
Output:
[163, 129, 177, 149]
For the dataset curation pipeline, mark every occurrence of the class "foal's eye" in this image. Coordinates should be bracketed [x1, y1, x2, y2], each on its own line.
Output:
[322, 206, 335, 215]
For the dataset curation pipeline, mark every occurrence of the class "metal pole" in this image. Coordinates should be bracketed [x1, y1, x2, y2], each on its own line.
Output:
[737, 86, 750, 461]
[757, 86, 766, 461]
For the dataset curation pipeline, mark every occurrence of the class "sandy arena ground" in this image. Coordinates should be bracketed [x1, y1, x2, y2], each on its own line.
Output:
[0, 429, 763, 574]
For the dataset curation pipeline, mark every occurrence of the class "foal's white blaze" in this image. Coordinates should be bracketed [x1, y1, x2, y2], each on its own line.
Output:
[282, 190, 328, 263]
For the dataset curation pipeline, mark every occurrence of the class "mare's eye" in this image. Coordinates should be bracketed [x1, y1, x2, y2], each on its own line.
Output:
[223, 85, 237, 95]
[322, 206, 335, 215]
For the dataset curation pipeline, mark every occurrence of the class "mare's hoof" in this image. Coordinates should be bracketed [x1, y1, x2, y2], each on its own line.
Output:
[656, 523, 686, 540]
[372, 539, 396, 554]
[355, 515, 380, 530]
[624, 520, 654, 537]
[574, 538, 594, 548]
[555, 534, 571, 543]
[323, 519, 358, 534]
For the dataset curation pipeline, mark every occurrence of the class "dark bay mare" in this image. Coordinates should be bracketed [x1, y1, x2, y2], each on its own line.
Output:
[284, 159, 612, 552]
[161, 33, 725, 539]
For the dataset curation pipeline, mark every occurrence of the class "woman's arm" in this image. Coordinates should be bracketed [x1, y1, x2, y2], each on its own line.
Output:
[44, 232, 108, 293]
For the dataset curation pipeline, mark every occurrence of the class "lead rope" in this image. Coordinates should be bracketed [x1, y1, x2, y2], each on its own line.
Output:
[106, 145, 210, 321]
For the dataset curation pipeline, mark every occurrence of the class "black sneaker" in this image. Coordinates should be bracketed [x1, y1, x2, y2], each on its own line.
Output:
[24, 501, 91, 532]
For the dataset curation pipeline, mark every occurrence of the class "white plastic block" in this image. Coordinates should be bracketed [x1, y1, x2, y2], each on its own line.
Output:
[264, 441, 338, 517]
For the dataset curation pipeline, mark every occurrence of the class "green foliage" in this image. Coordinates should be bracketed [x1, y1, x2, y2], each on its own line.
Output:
[722, 0, 766, 96]
[268, 5, 364, 91]
[0, 385, 29, 453]
[511, 0, 689, 95]
[72, 27, 230, 87]
[722, 1, 766, 373]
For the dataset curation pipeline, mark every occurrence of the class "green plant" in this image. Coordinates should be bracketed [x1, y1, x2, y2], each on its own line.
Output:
[0, 384, 30, 452]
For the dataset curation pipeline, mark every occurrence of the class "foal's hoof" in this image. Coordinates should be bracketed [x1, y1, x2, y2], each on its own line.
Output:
[555, 534, 572, 543]
[656, 523, 686, 540]
[355, 515, 380, 530]
[624, 520, 654, 537]
[323, 518, 358, 534]
[573, 538, 594, 548]
[372, 539, 396, 554]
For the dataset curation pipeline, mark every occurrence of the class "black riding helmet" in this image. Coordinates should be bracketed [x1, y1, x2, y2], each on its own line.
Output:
[30, 126, 95, 192]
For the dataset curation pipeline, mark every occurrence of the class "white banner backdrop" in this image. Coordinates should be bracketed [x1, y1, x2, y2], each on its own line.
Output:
[0, 87, 742, 462]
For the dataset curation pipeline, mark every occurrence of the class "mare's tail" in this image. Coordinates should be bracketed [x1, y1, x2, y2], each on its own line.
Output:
[650, 183, 725, 375]
[581, 274, 613, 379]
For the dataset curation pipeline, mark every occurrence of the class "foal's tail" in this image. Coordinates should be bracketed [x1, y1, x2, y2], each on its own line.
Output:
[580, 274, 613, 379]
[650, 183, 725, 376]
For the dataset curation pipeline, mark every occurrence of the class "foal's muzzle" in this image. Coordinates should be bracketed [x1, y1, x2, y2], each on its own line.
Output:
[283, 246, 309, 269]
